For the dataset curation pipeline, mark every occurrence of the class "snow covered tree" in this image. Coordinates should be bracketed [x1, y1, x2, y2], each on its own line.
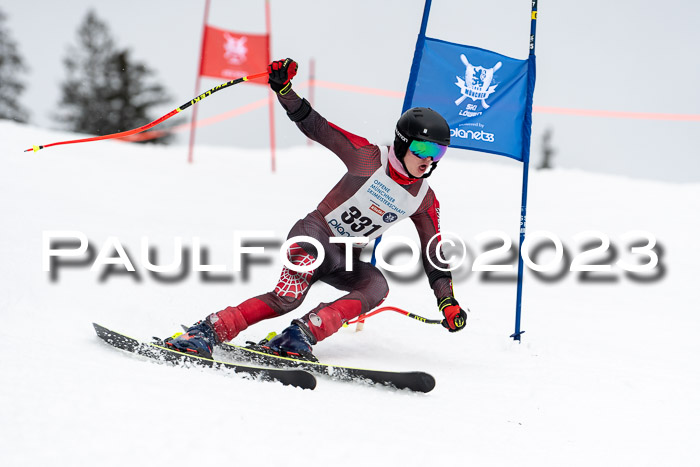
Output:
[56, 10, 173, 143]
[0, 8, 29, 122]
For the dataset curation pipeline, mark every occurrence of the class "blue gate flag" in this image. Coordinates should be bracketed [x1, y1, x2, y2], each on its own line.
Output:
[387, 0, 539, 342]
[405, 37, 531, 162]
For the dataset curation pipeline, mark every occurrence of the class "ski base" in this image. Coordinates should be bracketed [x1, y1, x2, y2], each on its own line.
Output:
[93, 323, 316, 390]
[220, 341, 436, 393]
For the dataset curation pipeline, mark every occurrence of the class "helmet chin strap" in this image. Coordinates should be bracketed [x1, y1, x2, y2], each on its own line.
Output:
[398, 155, 417, 179]
[421, 161, 439, 178]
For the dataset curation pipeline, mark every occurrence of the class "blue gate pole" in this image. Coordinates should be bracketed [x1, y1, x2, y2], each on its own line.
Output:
[511, 0, 538, 341]
[401, 0, 432, 114]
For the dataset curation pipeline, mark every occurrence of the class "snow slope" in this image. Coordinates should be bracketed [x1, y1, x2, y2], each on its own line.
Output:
[1, 120, 699, 466]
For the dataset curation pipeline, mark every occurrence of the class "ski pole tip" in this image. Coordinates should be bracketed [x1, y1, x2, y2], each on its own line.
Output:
[24, 145, 42, 153]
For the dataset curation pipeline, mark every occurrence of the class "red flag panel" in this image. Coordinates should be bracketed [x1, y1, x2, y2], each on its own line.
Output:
[199, 25, 269, 83]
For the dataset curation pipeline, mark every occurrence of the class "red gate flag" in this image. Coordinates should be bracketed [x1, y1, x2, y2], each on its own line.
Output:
[199, 25, 269, 82]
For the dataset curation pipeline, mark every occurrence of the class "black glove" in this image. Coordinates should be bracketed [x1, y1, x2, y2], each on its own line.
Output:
[268, 58, 298, 95]
[438, 297, 467, 332]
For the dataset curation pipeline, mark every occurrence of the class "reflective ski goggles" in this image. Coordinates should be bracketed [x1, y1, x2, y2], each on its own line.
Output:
[408, 140, 448, 161]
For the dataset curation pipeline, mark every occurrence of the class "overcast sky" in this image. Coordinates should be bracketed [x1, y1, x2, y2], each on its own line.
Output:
[3, 0, 699, 182]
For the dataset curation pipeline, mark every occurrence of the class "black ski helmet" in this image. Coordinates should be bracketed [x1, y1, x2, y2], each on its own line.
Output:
[394, 107, 451, 178]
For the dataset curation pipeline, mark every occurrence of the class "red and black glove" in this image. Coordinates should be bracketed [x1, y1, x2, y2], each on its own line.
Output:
[268, 58, 298, 95]
[438, 297, 467, 332]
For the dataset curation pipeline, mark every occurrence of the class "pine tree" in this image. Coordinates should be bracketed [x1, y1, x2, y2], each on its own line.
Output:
[56, 10, 173, 143]
[0, 8, 29, 122]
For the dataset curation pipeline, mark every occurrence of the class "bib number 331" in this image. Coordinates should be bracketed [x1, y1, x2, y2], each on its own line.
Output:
[341, 206, 382, 236]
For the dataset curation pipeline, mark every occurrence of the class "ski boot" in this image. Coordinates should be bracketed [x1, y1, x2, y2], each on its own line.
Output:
[164, 320, 218, 360]
[261, 320, 318, 362]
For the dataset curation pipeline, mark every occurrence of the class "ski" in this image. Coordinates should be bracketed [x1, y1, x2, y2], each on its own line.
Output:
[92, 323, 316, 390]
[217, 340, 436, 393]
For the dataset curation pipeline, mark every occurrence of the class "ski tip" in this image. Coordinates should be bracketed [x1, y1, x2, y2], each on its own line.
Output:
[253, 369, 315, 390]
[92, 322, 112, 335]
[411, 372, 436, 393]
[298, 371, 317, 390]
[422, 373, 436, 393]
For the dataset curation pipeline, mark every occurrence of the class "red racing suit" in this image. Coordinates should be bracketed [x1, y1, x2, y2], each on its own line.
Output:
[206, 90, 454, 344]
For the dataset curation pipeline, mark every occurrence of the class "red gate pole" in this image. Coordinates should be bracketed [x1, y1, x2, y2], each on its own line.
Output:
[265, 0, 276, 172]
[188, 0, 212, 164]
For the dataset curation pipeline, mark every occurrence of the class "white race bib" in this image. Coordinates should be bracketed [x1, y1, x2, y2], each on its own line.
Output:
[324, 147, 429, 240]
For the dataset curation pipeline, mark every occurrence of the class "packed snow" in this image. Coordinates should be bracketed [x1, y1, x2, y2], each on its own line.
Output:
[1, 120, 698, 466]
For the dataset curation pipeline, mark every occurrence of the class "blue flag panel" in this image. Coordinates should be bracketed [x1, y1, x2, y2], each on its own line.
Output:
[407, 37, 529, 161]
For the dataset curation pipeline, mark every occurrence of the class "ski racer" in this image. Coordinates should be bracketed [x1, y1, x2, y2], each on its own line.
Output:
[166, 58, 468, 361]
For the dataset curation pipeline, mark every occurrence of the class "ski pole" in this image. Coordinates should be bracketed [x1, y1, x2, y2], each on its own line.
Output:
[24, 71, 269, 153]
[347, 306, 444, 326]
